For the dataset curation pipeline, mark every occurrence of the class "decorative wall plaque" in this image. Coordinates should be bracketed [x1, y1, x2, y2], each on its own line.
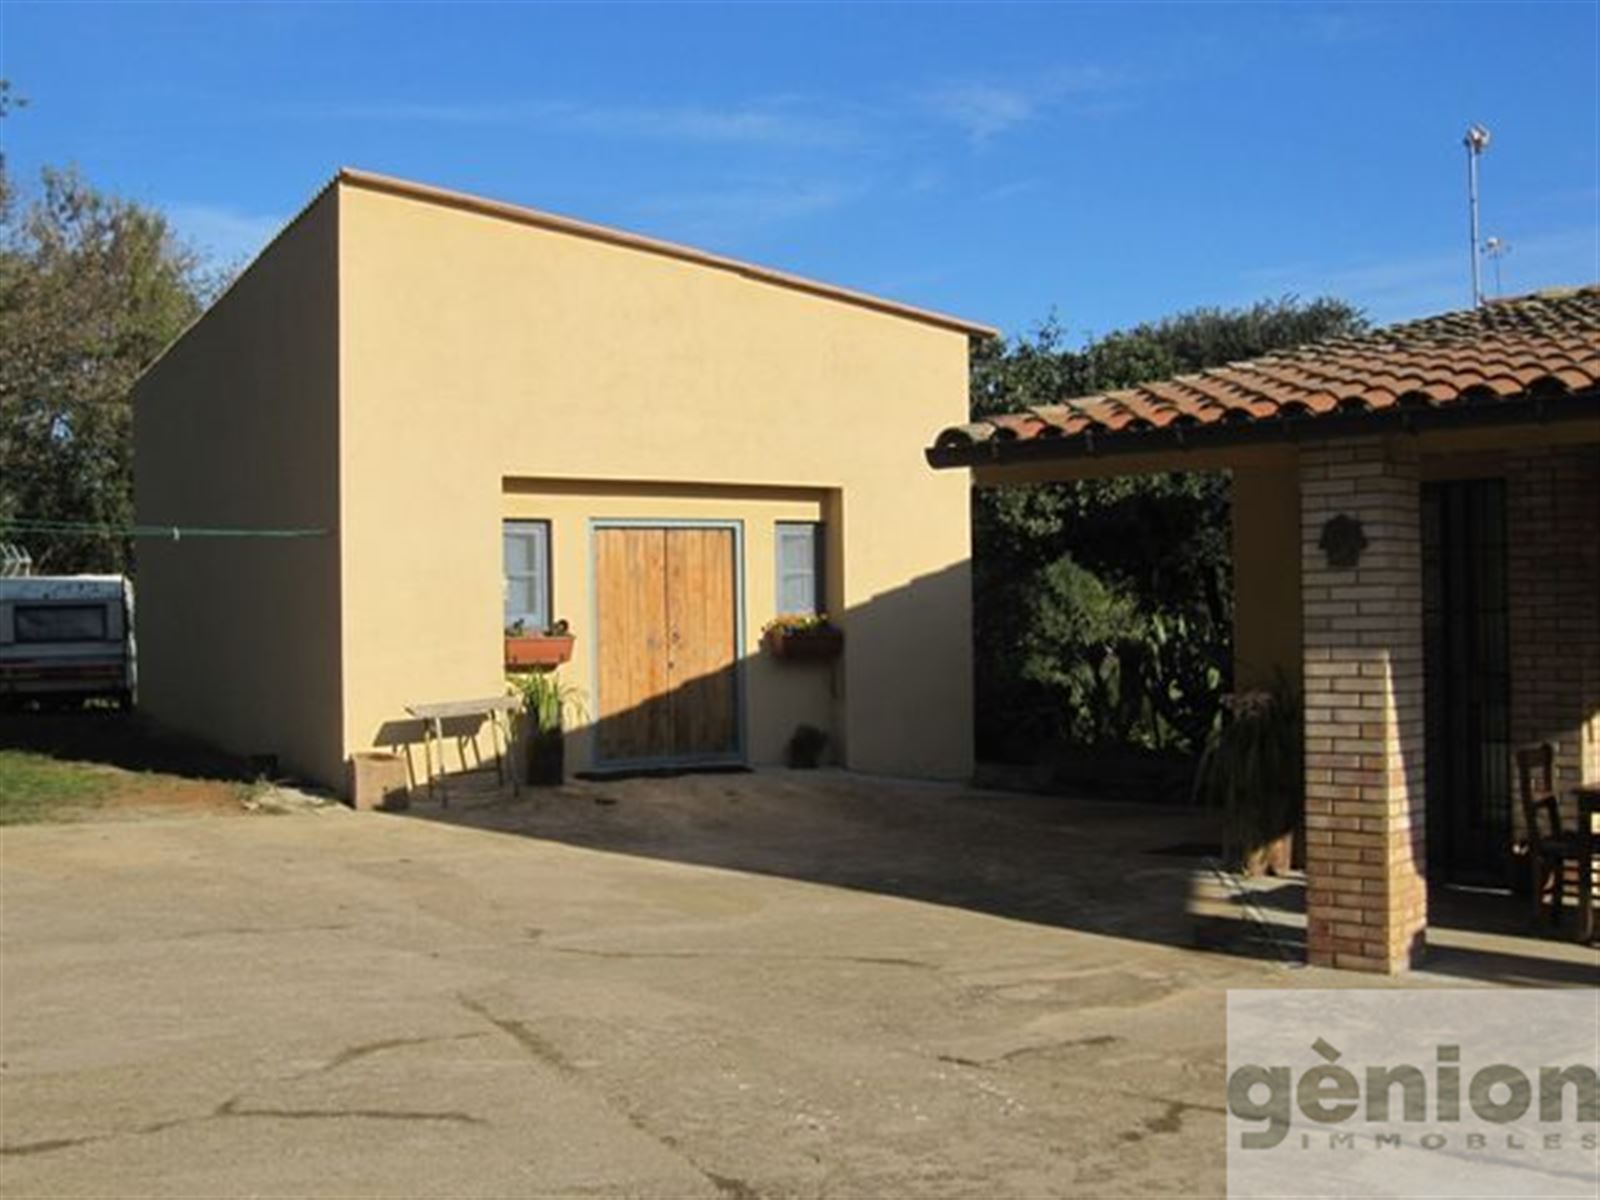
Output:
[1318, 513, 1367, 569]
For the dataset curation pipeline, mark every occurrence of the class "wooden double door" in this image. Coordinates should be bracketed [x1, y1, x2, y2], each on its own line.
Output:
[594, 525, 741, 765]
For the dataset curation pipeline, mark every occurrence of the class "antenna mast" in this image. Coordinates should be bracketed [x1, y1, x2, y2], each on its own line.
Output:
[1463, 124, 1491, 307]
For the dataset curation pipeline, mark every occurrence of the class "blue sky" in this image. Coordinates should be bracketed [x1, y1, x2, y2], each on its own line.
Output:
[3, 1, 1596, 340]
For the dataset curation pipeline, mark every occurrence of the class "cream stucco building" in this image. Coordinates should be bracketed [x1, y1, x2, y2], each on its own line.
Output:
[133, 169, 990, 793]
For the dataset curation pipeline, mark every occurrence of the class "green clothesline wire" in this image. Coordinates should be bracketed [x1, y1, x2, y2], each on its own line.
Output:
[2, 519, 328, 540]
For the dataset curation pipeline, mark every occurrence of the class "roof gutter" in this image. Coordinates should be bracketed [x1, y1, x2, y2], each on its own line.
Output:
[925, 390, 1600, 470]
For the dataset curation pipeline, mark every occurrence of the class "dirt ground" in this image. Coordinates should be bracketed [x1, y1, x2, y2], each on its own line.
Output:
[1, 770, 1591, 1198]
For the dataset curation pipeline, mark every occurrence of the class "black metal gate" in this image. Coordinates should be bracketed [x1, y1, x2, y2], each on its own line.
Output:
[1422, 478, 1511, 885]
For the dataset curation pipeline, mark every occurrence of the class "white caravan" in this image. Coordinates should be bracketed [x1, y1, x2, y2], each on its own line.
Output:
[0, 576, 136, 708]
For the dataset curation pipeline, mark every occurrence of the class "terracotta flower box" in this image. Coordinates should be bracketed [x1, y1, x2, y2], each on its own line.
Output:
[763, 624, 844, 663]
[504, 634, 574, 669]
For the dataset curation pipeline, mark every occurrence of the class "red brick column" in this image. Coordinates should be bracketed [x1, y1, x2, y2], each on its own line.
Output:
[1300, 437, 1427, 972]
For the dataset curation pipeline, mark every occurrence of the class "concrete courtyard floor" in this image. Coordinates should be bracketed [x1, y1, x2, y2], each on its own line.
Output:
[2, 770, 1592, 1198]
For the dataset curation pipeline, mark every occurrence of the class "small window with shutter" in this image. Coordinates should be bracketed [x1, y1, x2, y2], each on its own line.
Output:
[503, 520, 551, 632]
[775, 522, 824, 616]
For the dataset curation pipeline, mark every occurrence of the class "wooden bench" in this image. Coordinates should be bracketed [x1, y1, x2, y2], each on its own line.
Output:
[405, 697, 520, 804]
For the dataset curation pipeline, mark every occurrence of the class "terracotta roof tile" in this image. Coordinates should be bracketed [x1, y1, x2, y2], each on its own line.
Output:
[931, 285, 1600, 458]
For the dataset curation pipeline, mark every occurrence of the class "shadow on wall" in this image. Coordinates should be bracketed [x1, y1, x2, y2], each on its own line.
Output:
[372, 714, 512, 793]
[366, 557, 976, 790]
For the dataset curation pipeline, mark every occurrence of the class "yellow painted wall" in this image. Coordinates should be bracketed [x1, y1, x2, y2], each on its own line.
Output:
[1231, 463, 1303, 692]
[336, 180, 975, 783]
[131, 190, 344, 784]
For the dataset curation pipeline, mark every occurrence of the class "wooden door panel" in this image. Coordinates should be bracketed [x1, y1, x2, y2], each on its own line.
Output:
[595, 527, 670, 762]
[635, 529, 674, 757]
[666, 528, 738, 757]
[593, 527, 632, 761]
[664, 528, 698, 754]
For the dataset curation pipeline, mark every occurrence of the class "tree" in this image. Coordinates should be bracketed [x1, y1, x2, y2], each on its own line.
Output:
[0, 162, 211, 573]
[971, 297, 1368, 762]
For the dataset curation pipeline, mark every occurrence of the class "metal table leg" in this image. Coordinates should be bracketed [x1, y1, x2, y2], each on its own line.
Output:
[432, 716, 449, 807]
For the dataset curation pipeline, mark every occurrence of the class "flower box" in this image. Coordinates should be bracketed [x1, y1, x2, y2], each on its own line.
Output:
[504, 634, 574, 669]
[763, 624, 843, 663]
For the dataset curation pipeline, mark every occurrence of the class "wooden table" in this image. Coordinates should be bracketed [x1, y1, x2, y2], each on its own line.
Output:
[406, 697, 520, 804]
[1577, 784, 1599, 944]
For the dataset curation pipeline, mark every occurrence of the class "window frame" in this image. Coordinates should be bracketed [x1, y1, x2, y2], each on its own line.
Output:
[503, 519, 553, 634]
[774, 521, 825, 617]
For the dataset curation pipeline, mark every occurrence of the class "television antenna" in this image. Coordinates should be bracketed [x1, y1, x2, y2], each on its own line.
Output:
[1463, 124, 1491, 307]
[1482, 236, 1510, 299]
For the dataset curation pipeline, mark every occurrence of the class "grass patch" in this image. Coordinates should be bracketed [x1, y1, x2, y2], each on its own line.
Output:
[0, 715, 286, 823]
[0, 750, 116, 825]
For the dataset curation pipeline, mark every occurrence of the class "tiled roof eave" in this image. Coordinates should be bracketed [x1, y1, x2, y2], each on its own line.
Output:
[929, 285, 1600, 465]
[926, 387, 1600, 470]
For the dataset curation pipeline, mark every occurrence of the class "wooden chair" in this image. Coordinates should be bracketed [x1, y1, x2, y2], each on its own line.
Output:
[1516, 743, 1580, 928]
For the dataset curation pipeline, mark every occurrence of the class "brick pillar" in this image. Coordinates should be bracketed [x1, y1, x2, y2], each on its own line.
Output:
[1300, 437, 1427, 973]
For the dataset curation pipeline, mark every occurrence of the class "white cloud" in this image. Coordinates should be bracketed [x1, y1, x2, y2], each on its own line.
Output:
[166, 203, 283, 267]
[309, 65, 1122, 152]
[302, 98, 860, 150]
[576, 102, 857, 149]
[1296, 6, 1381, 46]
[922, 83, 1038, 141]
[979, 178, 1041, 203]
[920, 65, 1124, 141]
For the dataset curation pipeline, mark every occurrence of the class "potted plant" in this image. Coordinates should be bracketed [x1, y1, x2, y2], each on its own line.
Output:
[786, 723, 829, 769]
[1193, 677, 1302, 876]
[762, 614, 844, 663]
[507, 670, 585, 786]
[505, 617, 574, 669]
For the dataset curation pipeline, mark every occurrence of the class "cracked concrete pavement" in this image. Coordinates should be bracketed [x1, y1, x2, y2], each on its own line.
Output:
[0, 771, 1485, 1197]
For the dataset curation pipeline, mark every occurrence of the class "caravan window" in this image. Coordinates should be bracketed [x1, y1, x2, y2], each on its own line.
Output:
[14, 604, 109, 643]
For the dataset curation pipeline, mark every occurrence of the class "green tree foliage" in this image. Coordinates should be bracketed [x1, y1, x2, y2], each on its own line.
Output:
[971, 297, 1367, 761]
[0, 158, 211, 573]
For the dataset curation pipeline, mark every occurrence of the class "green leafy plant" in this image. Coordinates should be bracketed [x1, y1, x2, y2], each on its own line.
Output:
[506, 671, 585, 734]
[1193, 676, 1303, 875]
[968, 298, 1367, 763]
[505, 617, 572, 638]
[507, 670, 586, 787]
[1, 164, 219, 574]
